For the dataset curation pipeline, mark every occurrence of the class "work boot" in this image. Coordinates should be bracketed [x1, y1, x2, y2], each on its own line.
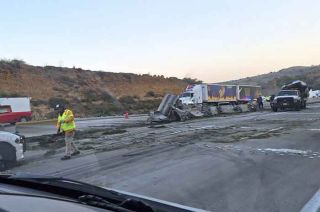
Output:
[61, 155, 71, 160]
[71, 150, 80, 156]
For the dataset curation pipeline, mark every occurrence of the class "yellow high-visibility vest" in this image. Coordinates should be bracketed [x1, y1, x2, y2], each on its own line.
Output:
[57, 109, 76, 132]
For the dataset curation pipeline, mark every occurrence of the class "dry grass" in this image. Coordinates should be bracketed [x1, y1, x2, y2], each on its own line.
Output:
[0, 61, 188, 119]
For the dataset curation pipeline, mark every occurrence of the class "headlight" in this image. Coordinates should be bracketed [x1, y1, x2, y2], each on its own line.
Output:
[15, 137, 24, 144]
[15, 138, 20, 144]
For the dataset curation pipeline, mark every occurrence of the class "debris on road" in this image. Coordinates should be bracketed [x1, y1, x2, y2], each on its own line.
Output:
[25, 128, 127, 156]
[263, 148, 309, 155]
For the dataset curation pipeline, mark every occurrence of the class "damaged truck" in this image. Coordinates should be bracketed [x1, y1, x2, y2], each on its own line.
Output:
[271, 80, 309, 112]
[148, 84, 261, 123]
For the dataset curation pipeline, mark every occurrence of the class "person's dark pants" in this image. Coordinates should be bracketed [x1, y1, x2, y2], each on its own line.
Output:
[259, 103, 264, 110]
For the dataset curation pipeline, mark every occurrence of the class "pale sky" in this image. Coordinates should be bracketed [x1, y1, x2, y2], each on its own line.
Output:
[0, 0, 320, 82]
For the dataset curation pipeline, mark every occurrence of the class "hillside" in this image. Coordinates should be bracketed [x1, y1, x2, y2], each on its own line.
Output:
[0, 60, 189, 119]
[2, 60, 320, 120]
[224, 65, 320, 95]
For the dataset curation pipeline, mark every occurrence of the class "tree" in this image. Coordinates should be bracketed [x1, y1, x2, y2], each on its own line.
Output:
[182, 77, 203, 84]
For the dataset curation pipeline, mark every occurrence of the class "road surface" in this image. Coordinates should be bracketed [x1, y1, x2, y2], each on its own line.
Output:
[3, 115, 148, 137]
[11, 104, 320, 211]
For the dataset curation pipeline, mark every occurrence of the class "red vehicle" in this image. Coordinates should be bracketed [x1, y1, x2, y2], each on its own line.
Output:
[0, 105, 32, 124]
[0, 97, 32, 124]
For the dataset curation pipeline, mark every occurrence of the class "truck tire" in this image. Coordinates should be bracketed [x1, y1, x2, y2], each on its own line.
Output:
[0, 143, 16, 170]
[295, 103, 301, 111]
[0, 155, 6, 171]
[302, 101, 307, 109]
[20, 117, 28, 122]
[272, 107, 278, 112]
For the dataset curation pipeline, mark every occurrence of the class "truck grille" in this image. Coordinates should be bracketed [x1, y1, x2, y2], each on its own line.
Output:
[21, 137, 26, 152]
[277, 97, 294, 104]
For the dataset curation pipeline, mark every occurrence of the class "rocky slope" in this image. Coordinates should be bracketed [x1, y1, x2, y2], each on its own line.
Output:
[0, 60, 188, 119]
[224, 65, 320, 95]
[2, 59, 320, 119]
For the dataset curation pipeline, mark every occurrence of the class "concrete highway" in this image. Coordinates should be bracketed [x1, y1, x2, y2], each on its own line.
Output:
[10, 104, 320, 211]
[2, 115, 149, 137]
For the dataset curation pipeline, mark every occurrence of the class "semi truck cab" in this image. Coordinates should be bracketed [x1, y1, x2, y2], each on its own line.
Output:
[179, 84, 203, 105]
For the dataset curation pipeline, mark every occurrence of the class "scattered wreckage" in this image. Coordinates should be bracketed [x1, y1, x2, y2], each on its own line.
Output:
[148, 93, 258, 124]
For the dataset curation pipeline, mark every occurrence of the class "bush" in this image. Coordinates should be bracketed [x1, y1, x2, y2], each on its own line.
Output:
[31, 99, 48, 106]
[0, 59, 26, 69]
[169, 77, 178, 80]
[182, 77, 203, 84]
[10, 59, 25, 68]
[58, 75, 76, 87]
[48, 97, 69, 108]
[0, 91, 21, 97]
[145, 91, 155, 97]
[52, 86, 66, 92]
[82, 89, 114, 103]
[88, 103, 123, 116]
[132, 95, 140, 100]
[100, 91, 114, 102]
[119, 96, 136, 104]
[83, 90, 99, 102]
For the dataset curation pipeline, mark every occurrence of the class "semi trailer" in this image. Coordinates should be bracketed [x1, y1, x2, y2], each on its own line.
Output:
[179, 84, 261, 105]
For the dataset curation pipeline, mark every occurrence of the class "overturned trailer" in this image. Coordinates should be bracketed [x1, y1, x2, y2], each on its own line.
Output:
[147, 94, 191, 123]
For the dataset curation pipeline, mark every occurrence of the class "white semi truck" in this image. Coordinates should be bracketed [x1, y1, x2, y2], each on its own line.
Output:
[179, 84, 261, 105]
[148, 84, 262, 123]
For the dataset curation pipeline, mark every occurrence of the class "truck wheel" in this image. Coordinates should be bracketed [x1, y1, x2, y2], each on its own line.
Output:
[0, 155, 6, 171]
[20, 117, 28, 122]
[302, 101, 307, 109]
[295, 103, 301, 111]
[272, 107, 278, 112]
[0, 143, 16, 170]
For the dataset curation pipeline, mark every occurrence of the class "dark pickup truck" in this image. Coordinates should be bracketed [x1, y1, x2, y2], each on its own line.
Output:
[271, 80, 309, 112]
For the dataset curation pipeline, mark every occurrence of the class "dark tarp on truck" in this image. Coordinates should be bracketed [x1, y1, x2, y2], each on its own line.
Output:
[281, 80, 309, 98]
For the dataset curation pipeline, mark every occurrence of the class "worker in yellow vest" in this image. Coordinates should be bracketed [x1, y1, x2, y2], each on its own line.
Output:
[56, 104, 80, 160]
